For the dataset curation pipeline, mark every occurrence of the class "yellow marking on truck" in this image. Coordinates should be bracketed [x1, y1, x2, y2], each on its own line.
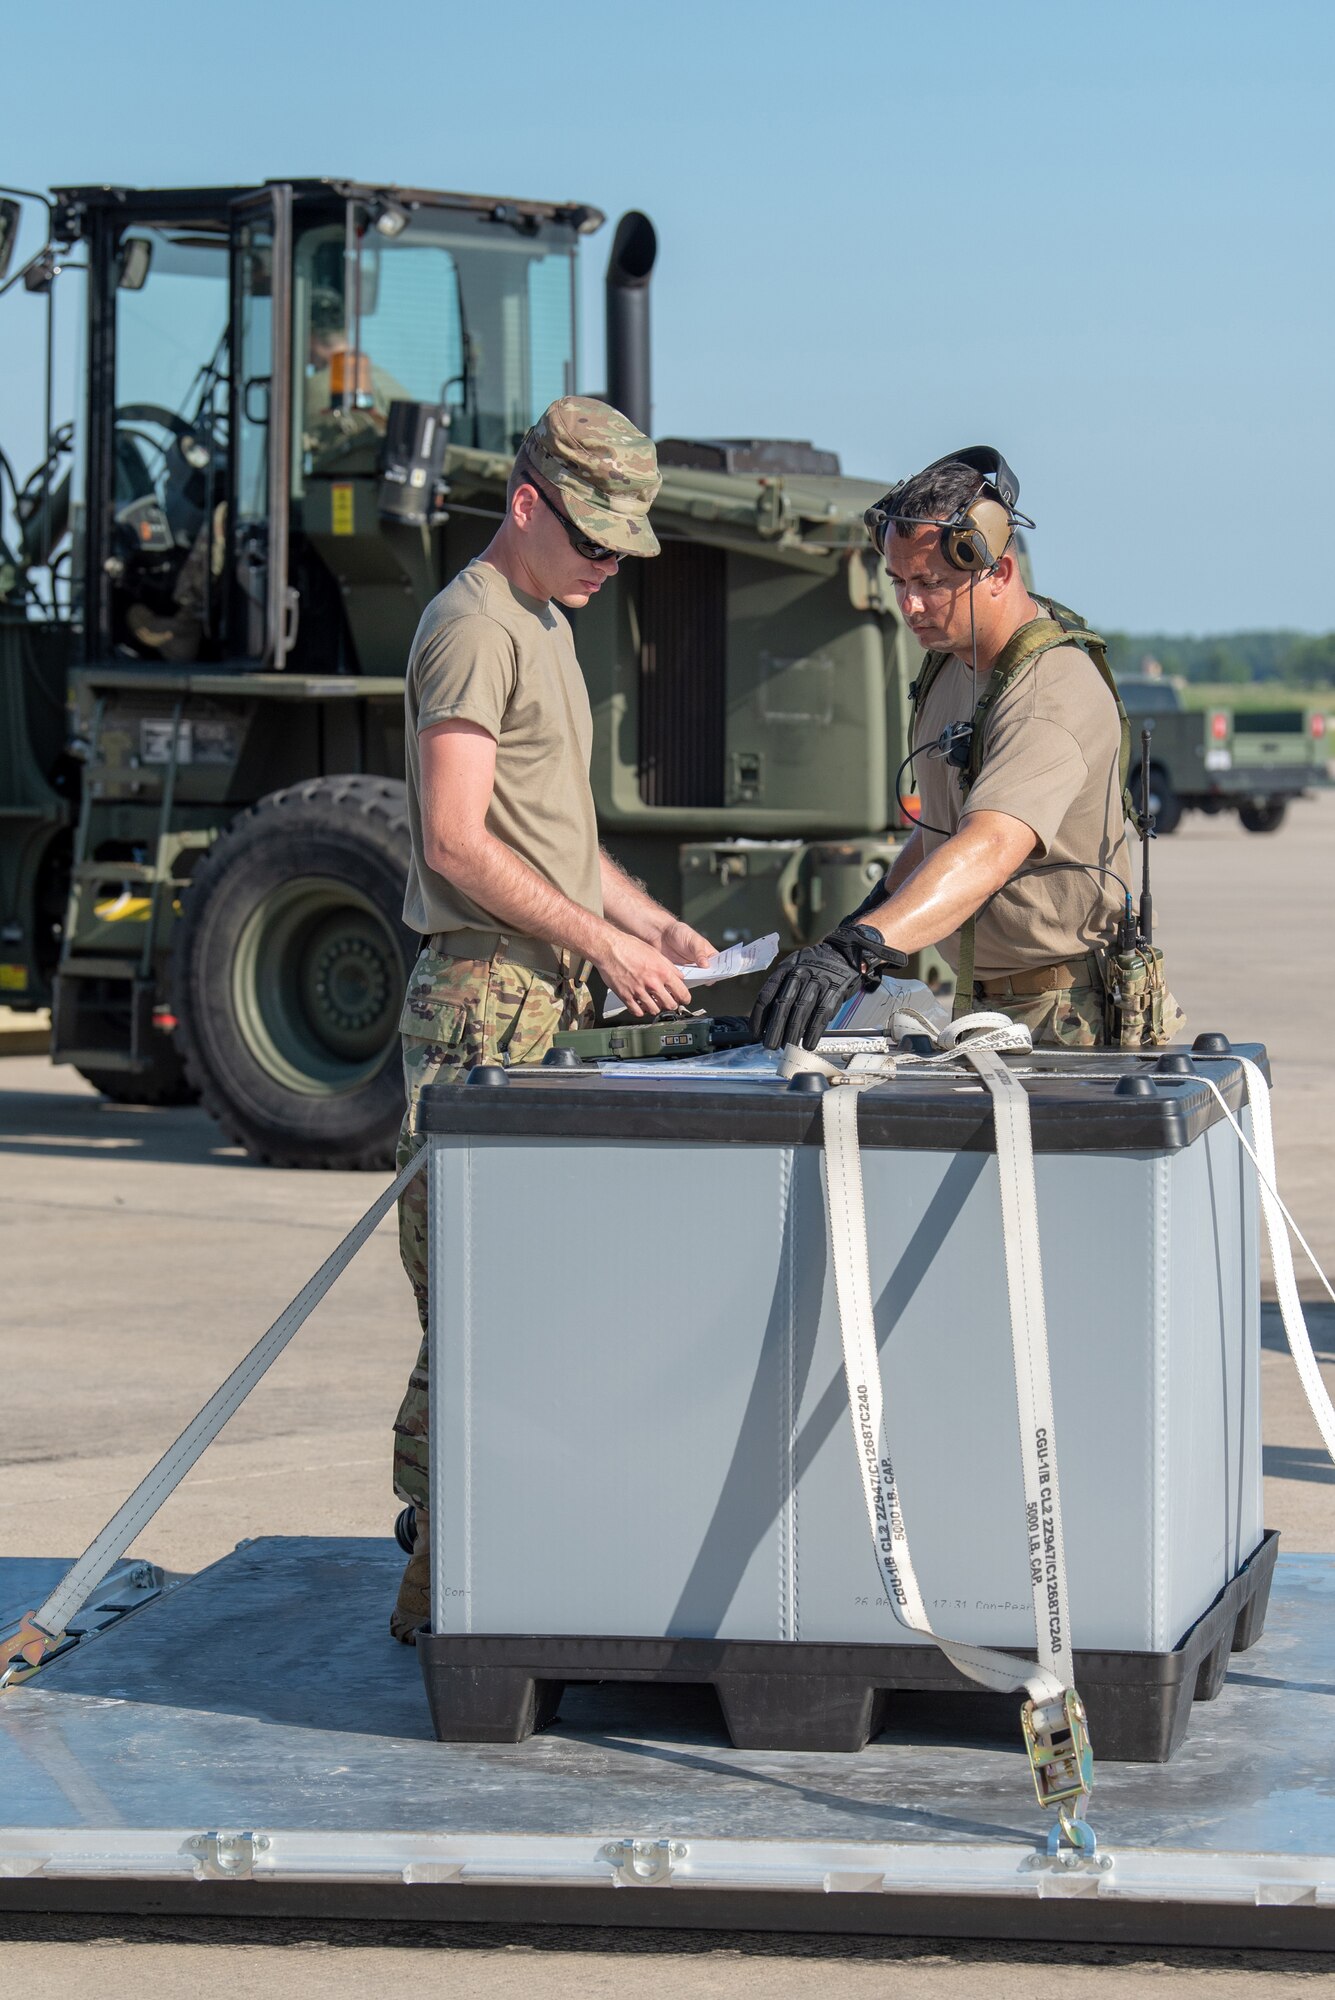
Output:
[0, 963, 27, 991]
[331, 483, 355, 536]
[93, 894, 152, 922]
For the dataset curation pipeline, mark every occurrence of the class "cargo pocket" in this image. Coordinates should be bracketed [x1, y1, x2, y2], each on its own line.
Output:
[398, 954, 482, 1100]
[1048, 988, 1102, 1050]
[398, 991, 468, 1050]
[399, 949, 486, 1045]
[492, 975, 563, 1068]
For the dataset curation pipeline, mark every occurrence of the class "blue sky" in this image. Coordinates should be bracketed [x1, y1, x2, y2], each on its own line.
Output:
[4, 0, 1330, 633]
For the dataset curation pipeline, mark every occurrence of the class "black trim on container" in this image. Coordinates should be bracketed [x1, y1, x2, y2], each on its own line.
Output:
[418, 1046, 1268, 1155]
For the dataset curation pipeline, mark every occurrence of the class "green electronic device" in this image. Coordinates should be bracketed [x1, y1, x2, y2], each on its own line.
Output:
[551, 1015, 756, 1063]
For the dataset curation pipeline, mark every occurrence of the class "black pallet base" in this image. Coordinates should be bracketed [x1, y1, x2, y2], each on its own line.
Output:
[419, 1531, 1278, 1764]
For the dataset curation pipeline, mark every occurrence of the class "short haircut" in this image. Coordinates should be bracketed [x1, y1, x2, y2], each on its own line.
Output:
[890, 460, 997, 539]
[506, 442, 542, 506]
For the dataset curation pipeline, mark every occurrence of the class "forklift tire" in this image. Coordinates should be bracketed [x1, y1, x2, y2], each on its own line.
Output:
[76, 1040, 198, 1107]
[173, 776, 415, 1169]
[1239, 800, 1288, 834]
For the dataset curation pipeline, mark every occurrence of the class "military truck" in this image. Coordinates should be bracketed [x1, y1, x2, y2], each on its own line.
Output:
[1120, 675, 1331, 835]
[0, 178, 930, 1168]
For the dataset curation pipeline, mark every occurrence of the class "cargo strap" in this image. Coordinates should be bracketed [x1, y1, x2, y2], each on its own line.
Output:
[1198, 1058, 1335, 1465]
[786, 1012, 1095, 1847]
[3, 1149, 429, 1680]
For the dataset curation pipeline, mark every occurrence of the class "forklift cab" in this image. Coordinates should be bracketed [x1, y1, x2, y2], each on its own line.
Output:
[0, 180, 595, 1135]
[71, 179, 591, 676]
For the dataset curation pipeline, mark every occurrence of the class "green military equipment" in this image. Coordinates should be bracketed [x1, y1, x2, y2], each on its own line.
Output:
[0, 177, 947, 1166]
[1100, 943, 1169, 1049]
[1116, 674, 1330, 838]
[551, 1014, 754, 1063]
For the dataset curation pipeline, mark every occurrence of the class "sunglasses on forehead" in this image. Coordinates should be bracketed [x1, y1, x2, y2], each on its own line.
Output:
[530, 479, 621, 564]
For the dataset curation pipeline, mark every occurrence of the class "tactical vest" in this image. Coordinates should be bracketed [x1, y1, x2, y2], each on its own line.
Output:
[908, 597, 1144, 1018]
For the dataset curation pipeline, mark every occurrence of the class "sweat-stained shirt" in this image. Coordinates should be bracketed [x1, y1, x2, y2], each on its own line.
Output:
[913, 637, 1129, 980]
[402, 560, 602, 936]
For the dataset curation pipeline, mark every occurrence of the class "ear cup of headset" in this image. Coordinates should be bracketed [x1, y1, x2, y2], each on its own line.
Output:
[941, 524, 993, 572]
[942, 495, 1013, 573]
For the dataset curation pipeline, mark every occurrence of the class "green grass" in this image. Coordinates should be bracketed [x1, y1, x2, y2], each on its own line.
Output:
[1177, 683, 1334, 711]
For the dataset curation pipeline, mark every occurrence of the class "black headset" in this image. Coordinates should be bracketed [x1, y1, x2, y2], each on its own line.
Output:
[864, 445, 1033, 574]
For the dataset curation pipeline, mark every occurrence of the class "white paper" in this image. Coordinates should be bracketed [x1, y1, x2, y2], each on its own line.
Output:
[603, 932, 781, 1019]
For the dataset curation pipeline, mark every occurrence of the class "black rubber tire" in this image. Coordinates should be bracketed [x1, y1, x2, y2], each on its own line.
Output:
[76, 1039, 198, 1107]
[1238, 800, 1288, 834]
[173, 776, 415, 1168]
[1131, 763, 1183, 836]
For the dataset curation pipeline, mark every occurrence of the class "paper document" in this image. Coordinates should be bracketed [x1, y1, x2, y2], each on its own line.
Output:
[604, 932, 780, 1019]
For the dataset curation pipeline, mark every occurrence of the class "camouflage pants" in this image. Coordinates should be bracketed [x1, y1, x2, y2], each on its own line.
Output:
[392, 948, 592, 1510]
[975, 980, 1186, 1049]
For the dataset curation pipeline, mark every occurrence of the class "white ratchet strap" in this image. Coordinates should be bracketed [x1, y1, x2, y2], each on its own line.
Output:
[1200, 1057, 1335, 1463]
[5, 1149, 428, 1672]
[785, 1015, 1076, 1708]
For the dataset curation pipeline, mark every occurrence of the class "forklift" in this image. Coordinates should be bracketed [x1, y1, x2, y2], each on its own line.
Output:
[0, 178, 927, 1165]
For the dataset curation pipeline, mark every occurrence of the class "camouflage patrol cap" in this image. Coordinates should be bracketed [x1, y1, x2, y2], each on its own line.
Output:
[522, 396, 661, 558]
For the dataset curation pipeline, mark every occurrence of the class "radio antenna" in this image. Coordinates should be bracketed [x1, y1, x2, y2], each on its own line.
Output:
[1138, 724, 1154, 946]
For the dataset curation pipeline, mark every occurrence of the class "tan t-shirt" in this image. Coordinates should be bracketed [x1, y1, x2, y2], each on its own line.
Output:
[914, 639, 1129, 979]
[402, 560, 602, 935]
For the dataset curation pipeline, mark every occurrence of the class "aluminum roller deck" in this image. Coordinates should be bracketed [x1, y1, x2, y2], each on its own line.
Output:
[2, 1537, 1334, 1948]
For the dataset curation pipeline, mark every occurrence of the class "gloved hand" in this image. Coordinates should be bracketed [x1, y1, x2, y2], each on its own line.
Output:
[750, 921, 909, 1052]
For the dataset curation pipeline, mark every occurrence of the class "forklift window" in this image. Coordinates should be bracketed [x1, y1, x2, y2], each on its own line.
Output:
[446, 235, 576, 451]
[112, 227, 230, 658]
[115, 230, 229, 430]
[527, 251, 574, 418]
[291, 212, 576, 478]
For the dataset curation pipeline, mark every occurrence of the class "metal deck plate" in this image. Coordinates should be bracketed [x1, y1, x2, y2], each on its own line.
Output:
[2, 1538, 1333, 1947]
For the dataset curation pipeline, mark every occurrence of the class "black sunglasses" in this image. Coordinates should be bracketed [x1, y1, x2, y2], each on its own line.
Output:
[530, 479, 620, 564]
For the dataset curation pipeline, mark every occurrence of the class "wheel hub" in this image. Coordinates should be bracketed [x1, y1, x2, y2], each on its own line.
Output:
[232, 878, 405, 1095]
[311, 935, 392, 1035]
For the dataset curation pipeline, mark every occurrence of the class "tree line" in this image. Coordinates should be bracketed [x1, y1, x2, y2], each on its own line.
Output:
[1102, 630, 1335, 689]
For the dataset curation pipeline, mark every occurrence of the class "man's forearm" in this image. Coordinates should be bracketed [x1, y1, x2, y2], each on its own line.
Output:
[881, 828, 925, 899]
[428, 825, 609, 957]
[857, 818, 1030, 955]
[598, 849, 677, 948]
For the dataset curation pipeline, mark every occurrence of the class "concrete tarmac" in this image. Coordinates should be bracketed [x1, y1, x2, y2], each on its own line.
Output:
[1, 791, 1333, 1994]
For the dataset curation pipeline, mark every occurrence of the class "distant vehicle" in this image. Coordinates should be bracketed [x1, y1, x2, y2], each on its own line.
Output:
[1118, 676, 1330, 835]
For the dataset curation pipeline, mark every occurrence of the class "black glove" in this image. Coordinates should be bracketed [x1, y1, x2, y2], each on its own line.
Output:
[750, 922, 909, 1052]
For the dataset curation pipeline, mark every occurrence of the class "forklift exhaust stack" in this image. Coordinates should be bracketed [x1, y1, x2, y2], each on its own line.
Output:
[605, 210, 656, 436]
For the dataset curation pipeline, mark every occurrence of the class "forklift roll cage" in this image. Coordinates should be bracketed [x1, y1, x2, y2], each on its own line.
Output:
[59, 178, 600, 674]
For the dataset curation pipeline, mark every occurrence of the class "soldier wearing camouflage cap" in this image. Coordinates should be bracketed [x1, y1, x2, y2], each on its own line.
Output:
[389, 397, 717, 1643]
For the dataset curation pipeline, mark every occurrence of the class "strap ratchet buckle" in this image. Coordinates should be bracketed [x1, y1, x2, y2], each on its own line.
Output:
[0, 1613, 67, 1690]
[1021, 1688, 1095, 1848]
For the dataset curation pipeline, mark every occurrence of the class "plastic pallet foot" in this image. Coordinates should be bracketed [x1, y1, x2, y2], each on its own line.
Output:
[1194, 1631, 1233, 1703]
[714, 1673, 887, 1753]
[420, 1659, 563, 1744]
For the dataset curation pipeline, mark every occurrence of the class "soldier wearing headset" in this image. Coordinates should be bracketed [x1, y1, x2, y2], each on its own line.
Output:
[752, 447, 1182, 1052]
